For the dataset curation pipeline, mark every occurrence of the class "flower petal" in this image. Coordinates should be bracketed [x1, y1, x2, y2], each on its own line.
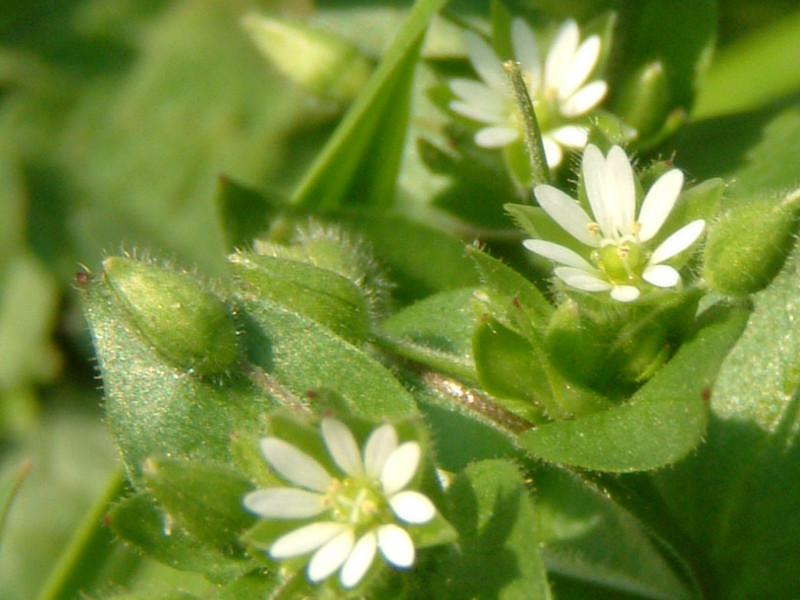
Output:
[511, 18, 542, 91]
[642, 264, 681, 288]
[523, 239, 594, 269]
[377, 524, 416, 569]
[322, 418, 364, 477]
[648, 219, 705, 264]
[449, 100, 506, 124]
[541, 135, 564, 168]
[610, 285, 641, 302]
[558, 34, 601, 101]
[260, 438, 331, 492]
[381, 441, 421, 496]
[464, 31, 506, 90]
[340, 532, 377, 589]
[605, 145, 636, 237]
[307, 527, 356, 583]
[389, 491, 436, 524]
[475, 126, 519, 148]
[550, 125, 588, 149]
[637, 169, 684, 242]
[581, 144, 615, 238]
[449, 78, 507, 114]
[553, 266, 612, 292]
[560, 80, 607, 117]
[364, 423, 398, 479]
[533, 184, 597, 246]
[243, 488, 325, 519]
[545, 19, 579, 92]
[270, 521, 347, 559]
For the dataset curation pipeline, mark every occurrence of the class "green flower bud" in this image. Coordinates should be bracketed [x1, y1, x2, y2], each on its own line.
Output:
[242, 13, 372, 105]
[229, 251, 371, 342]
[613, 61, 670, 143]
[103, 257, 239, 376]
[704, 188, 800, 296]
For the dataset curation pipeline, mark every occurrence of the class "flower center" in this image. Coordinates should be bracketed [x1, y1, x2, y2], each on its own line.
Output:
[595, 242, 646, 284]
[325, 477, 388, 530]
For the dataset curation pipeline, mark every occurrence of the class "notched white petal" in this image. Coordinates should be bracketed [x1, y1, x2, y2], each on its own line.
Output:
[307, 528, 356, 583]
[260, 438, 331, 492]
[381, 441, 421, 496]
[638, 169, 684, 242]
[523, 239, 594, 269]
[475, 126, 519, 148]
[364, 423, 398, 479]
[243, 488, 325, 519]
[581, 144, 613, 237]
[389, 491, 436, 524]
[545, 19, 579, 91]
[511, 18, 541, 88]
[558, 35, 601, 101]
[322, 418, 364, 477]
[449, 100, 505, 124]
[550, 125, 588, 148]
[605, 145, 636, 237]
[533, 184, 596, 246]
[541, 136, 563, 168]
[270, 522, 346, 559]
[643, 264, 681, 288]
[377, 524, 416, 569]
[464, 31, 506, 90]
[649, 219, 705, 264]
[449, 78, 506, 112]
[560, 80, 607, 117]
[340, 532, 377, 588]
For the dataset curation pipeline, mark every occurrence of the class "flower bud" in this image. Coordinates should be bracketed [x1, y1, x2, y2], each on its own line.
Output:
[229, 251, 371, 342]
[242, 13, 372, 105]
[103, 257, 239, 376]
[613, 61, 671, 143]
[703, 189, 800, 296]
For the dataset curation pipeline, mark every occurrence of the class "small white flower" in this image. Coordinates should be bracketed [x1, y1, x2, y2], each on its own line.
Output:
[243, 419, 435, 589]
[449, 18, 607, 168]
[523, 144, 705, 302]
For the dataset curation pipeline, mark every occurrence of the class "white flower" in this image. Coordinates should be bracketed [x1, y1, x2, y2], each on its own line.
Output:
[243, 419, 436, 589]
[523, 144, 705, 302]
[449, 18, 607, 168]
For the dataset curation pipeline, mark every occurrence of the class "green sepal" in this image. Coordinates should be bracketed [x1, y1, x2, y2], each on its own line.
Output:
[519, 301, 751, 472]
[102, 256, 239, 377]
[378, 287, 478, 382]
[143, 458, 256, 554]
[229, 251, 371, 342]
[106, 492, 255, 584]
[704, 189, 800, 296]
[613, 60, 671, 145]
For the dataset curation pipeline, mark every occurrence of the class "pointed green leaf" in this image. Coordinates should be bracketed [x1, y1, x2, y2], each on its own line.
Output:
[519, 302, 751, 472]
[378, 287, 478, 381]
[291, 0, 449, 210]
[0, 460, 30, 547]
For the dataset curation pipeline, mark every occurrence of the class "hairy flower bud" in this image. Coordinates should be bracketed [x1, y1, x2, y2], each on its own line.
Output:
[103, 257, 239, 375]
[704, 189, 800, 296]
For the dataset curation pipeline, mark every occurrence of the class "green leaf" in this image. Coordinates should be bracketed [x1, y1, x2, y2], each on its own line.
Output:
[535, 465, 693, 600]
[236, 295, 416, 420]
[519, 301, 751, 472]
[83, 278, 275, 482]
[439, 459, 551, 600]
[378, 287, 478, 381]
[106, 492, 253, 584]
[0, 460, 30, 548]
[142, 458, 256, 554]
[291, 0, 449, 210]
[652, 242, 800, 598]
[214, 176, 284, 250]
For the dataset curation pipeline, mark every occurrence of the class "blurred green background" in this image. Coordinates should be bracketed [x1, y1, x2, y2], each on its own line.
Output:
[2, 1, 800, 598]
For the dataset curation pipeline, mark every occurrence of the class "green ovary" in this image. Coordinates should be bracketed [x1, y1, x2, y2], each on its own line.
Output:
[597, 243, 645, 283]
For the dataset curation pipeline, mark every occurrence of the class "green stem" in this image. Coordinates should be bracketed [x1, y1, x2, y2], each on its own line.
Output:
[35, 467, 138, 600]
[503, 59, 551, 185]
